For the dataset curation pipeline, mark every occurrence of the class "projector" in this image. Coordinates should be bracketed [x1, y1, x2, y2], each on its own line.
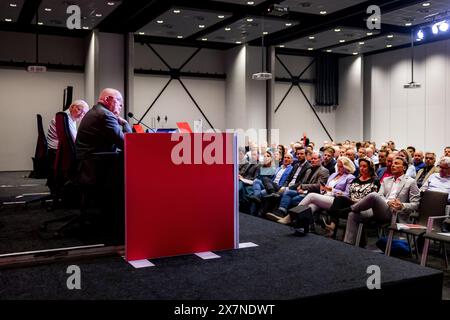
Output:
[403, 82, 421, 88]
[267, 4, 289, 17]
[252, 72, 273, 80]
[27, 65, 47, 73]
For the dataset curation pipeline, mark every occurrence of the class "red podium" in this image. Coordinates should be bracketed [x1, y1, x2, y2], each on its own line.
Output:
[124, 133, 238, 261]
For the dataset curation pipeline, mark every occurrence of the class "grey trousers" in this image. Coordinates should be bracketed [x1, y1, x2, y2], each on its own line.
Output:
[344, 193, 392, 244]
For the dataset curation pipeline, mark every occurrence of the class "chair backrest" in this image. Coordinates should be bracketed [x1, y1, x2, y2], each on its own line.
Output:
[54, 112, 76, 186]
[417, 190, 449, 225]
[35, 114, 48, 159]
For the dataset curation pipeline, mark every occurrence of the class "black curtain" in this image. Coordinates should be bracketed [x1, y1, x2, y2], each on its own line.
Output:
[315, 55, 338, 106]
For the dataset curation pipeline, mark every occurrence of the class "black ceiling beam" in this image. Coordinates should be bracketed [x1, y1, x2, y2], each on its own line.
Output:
[97, 0, 175, 33]
[135, 35, 234, 50]
[17, 0, 42, 25]
[0, 22, 89, 38]
[262, 0, 421, 46]
[185, 0, 282, 41]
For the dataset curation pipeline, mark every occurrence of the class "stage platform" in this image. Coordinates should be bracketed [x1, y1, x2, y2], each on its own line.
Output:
[0, 213, 443, 300]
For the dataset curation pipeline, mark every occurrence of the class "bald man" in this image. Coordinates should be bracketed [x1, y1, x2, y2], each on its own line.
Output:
[76, 88, 131, 161]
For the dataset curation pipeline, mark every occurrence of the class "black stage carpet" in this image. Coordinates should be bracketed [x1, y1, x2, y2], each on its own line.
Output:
[0, 213, 443, 300]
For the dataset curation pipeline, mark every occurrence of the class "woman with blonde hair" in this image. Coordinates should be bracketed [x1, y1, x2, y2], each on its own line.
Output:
[273, 156, 356, 225]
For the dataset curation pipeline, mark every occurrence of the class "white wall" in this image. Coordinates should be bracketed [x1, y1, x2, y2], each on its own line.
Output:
[365, 38, 450, 155]
[0, 69, 84, 171]
[273, 54, 336, 147]
[336, 56, 363, 142]
[133, 43, 226, 131]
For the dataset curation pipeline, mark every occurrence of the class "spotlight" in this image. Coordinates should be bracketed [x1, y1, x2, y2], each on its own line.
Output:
[439, 21, 449, 32]
[432, 24, 439, 34]
[417, 29, 424, 40]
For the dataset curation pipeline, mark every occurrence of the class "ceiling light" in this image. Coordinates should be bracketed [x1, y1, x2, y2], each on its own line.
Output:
[387, 34, 394, 38]
[353, 52, 358, 55]
[173, 10, 181, 14]
[38, 22, 43, 25]
[83, 26, 89, 30]
[5, 18, 12, 22]
[95, 13, 102, 17]
[279, 45, 285, 48]
[320, 11, 327, 15]
[386, 44, 392, 48]
[218, 15, 225, 19]
[367, 32, 373, 36]
[334, 28, 341, 32]
[439, 21, 449, 32]
[308, 48, 314, 51]
[44, 8, 52, 12]
[107, 2, 115, 5]
[309, 36, 315, 39]
[417, 29, 424, 40]
[246, 18, 253, 22]
[225, 27, 231, 31]
[422, 2, 431, 7]
[247, 1, 255, 5]
[177, 35, 183, 39]
[285, 23, 292, 26]
[405, 22, 412, 26]
[432, 24, 439, 34]
[236, 41, 242, 44]
[9, 3, 17, 7]
[339, 39, 346, 43]
[326, 49, 332, 53]
[138, 32, 145, 35]
[202, 38, 208, 41]
[198, 25, 205, 28]
[359, 42, 365, 45]
[157, 20, 164, 24]
[263, 31, 268, 35]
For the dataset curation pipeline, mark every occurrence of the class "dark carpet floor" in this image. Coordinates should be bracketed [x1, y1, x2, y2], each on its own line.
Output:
[0, 171, 449, 300]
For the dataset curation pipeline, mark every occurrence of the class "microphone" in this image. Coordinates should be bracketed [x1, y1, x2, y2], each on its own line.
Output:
[127, 112, 155, 132]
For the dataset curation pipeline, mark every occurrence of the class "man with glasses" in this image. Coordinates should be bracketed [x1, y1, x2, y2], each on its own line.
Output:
[415, 152, 439, 188]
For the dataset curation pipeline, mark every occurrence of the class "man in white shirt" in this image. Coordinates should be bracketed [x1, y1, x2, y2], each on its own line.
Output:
[420, 156, 450, 201]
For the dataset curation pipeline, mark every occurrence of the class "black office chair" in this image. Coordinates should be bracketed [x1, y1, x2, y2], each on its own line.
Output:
[29, 114, 48, 179]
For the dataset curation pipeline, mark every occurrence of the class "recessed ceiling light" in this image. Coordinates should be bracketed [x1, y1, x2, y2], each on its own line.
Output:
[83, 26, 89, 30]
[320, 11, 327, 15]
[157, 20, 164, 24]
[386, 44, 392, 48]
[38, 22, 43, 25]
[422, 2, 431, 7]
[308, 48, 314, 51]
[263, 31, 268, 35]
[405, 22, 412, 26]
[285, 23, 292, 26]
[236, 41, 242, 44]
[9, 3, 17, 7]
[387, 34, 394, 38]
[225, 27, 231, 31]
[371, 17, 378, 21]
[44, 8, 52, 12]
[138, 32, 145, 35]
[359, 42, 365, 45]
[198, 25, 205, 28]
[5, 18, 12, 22]
[177, 35, 183, 39]
[279, 45, 285, 48]
[246, 18, 253, 22]
[95, 13, 102, 17]
[353, 52, 358, 55]
[326, 49, 332, 53]
[309, 36, 315, 39]
[247, 1, 254, 5]
[202, 38, 208, 41]
[107, 2, 115, 6]
[339, 39, 346, 43]
[173, 9, 181, 14]
[367, 32, 373, 36]
[218, 15, 225, 19]
[334, 28, 341, 32]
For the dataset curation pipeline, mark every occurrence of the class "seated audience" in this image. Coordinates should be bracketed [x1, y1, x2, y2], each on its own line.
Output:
[375, 149, 388, 172]
[397, 149, 416, 179]
[322, 147, 337, 175]
[272, 156, 356, 225]
[445, 146, 450, 158]
[420, 156, 450, 201]
[345, 148, 359, 177]
[415, 152, 439, 188]
[341, 156, 420, 245]
[413, 150, 425, 172]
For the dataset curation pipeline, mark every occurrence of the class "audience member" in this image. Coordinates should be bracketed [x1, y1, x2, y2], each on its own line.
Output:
[322, 147, 337, 175]
[415, 152, 439, 188]
[413, 151, 425, 172]
[420, 156, 450, 201]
